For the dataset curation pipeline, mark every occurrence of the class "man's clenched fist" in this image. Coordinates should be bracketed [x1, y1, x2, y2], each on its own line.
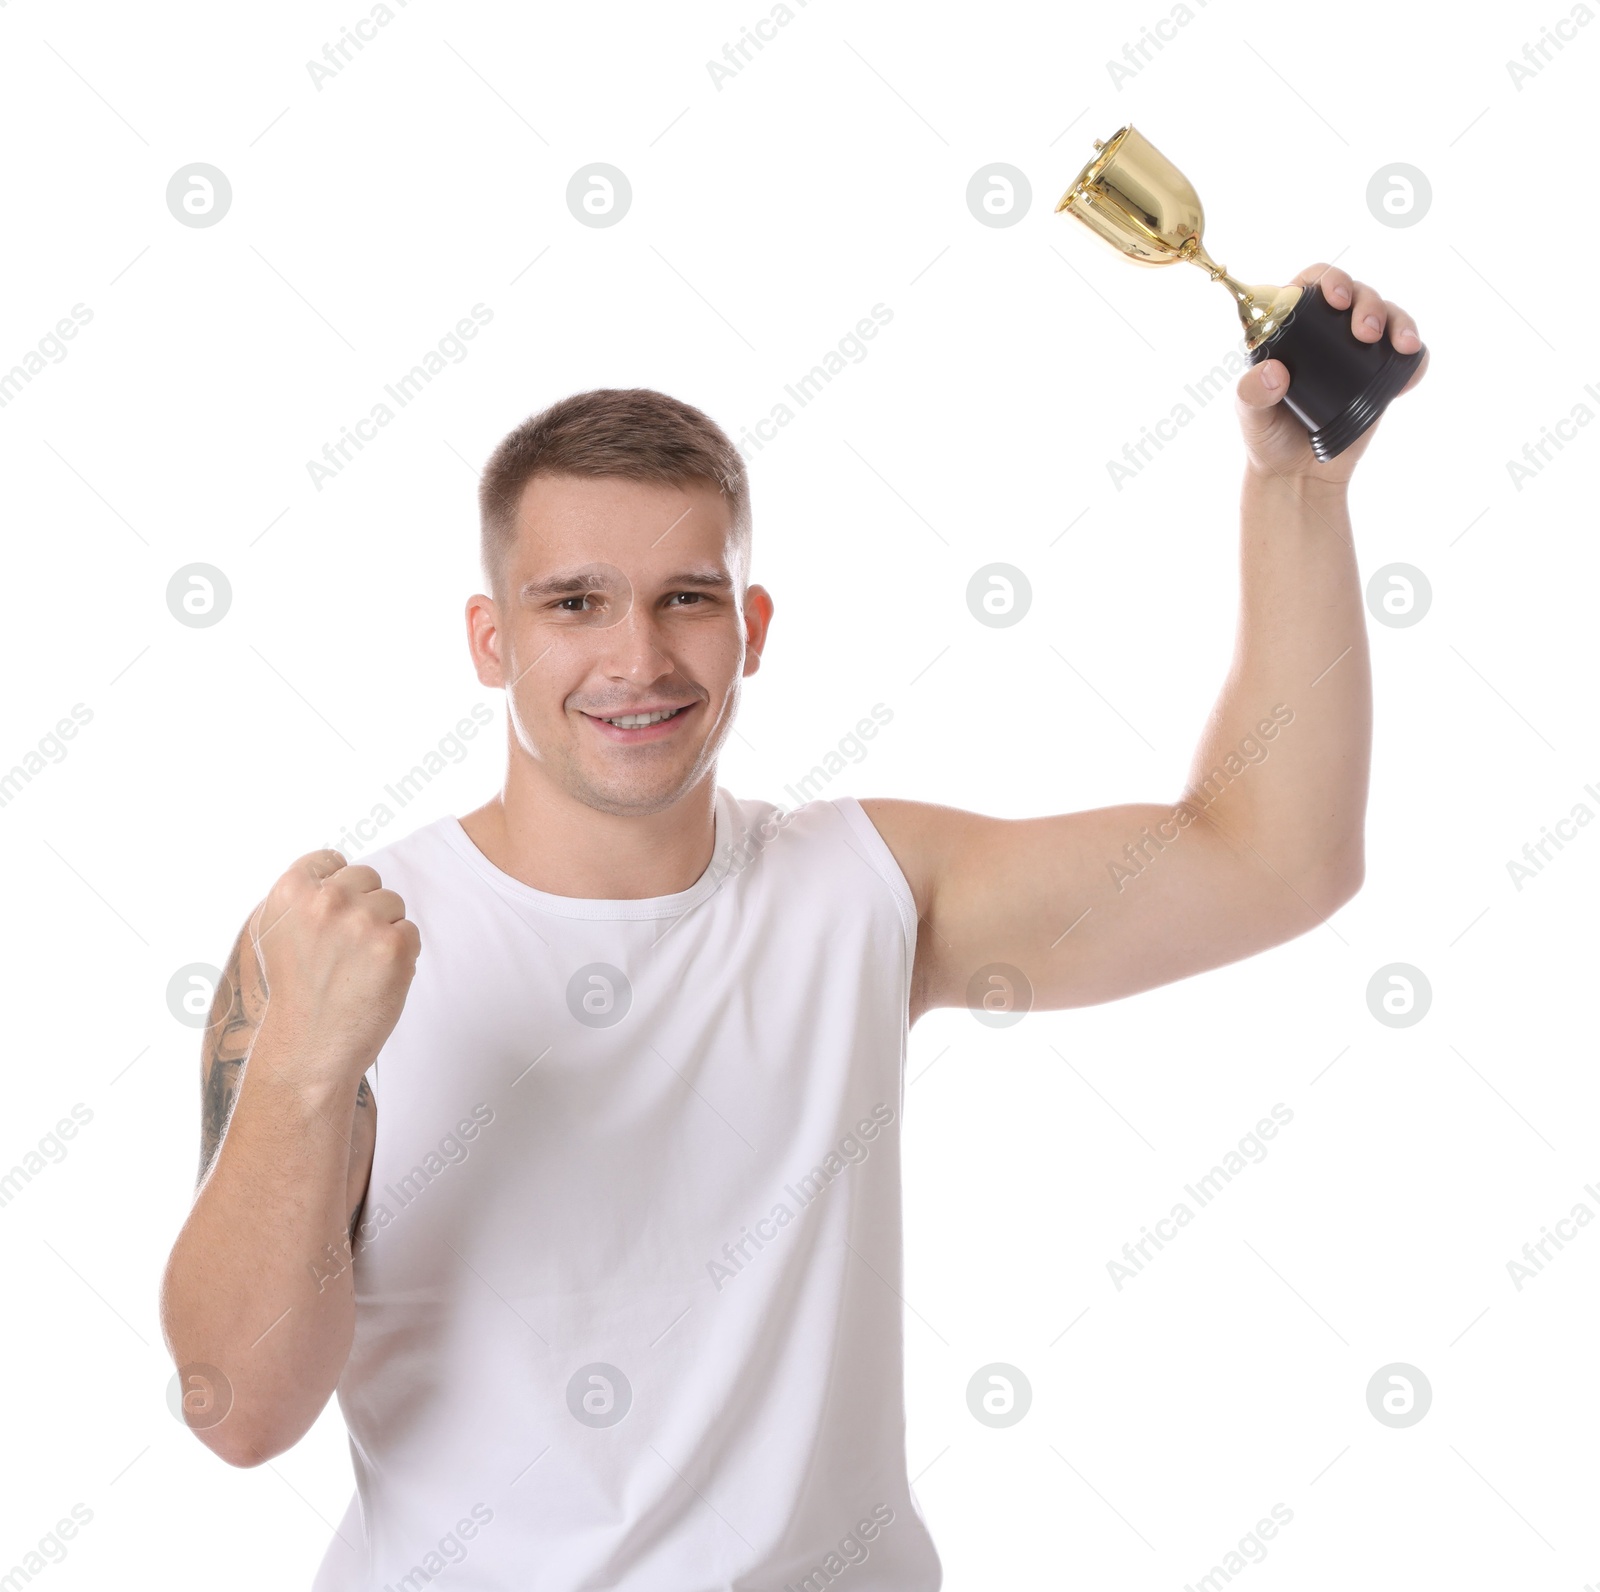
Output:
[249, 850, 421, 1084]
[1236, 261, 1428, 484]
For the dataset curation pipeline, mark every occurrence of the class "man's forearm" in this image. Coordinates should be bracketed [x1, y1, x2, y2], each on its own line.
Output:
[1182, 465, 1372, 904]
[160, 1009, 363, 1467]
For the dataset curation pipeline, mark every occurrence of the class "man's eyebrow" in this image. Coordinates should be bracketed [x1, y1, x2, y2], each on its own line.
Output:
[519, 571, 605, 601]
[519, 568, 733, 601]
[664, 570, 734, 590]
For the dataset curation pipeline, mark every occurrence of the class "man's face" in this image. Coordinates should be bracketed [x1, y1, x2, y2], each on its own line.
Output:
[468, 472, 773, 818]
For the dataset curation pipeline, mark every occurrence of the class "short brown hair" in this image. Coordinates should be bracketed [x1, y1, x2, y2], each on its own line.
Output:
[478, 387, 751, 601]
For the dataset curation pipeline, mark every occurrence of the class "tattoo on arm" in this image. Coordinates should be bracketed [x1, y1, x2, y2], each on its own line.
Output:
[347, 1077, 374, 1246]
[197, 916, 269, 1185]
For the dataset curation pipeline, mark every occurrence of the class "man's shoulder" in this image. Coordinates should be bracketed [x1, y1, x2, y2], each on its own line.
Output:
[722, 787, 869, 855]
[721, 788, 900, 878]
[852, 797, 969, 923]
[717, 789, 925, 950]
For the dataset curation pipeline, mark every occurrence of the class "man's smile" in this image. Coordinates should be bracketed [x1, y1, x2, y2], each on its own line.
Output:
[580, 701, 700, 742]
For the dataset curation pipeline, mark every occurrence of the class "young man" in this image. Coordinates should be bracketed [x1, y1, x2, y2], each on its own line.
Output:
[161, 262, 1425, 1590]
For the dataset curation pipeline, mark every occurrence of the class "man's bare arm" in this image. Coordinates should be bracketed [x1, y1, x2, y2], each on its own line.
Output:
[196, 916, 375, 1235]
[865, 265, 1426, 1020]
[160, 853, 413, 1467]
[196, 920, 267, 1185]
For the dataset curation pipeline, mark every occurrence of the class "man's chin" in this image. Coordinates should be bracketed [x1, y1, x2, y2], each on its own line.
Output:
[560, 762, 702, 821]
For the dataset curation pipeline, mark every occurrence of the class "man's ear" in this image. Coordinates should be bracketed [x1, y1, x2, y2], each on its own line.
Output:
[742, 585, 775, 677]
[465, 592, 506, 688]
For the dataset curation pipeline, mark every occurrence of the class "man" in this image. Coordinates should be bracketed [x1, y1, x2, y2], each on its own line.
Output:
[161, 262, 1425, 1590]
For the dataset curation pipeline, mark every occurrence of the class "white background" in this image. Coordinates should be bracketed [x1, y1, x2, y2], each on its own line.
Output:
[1, 0, 1595, 1587]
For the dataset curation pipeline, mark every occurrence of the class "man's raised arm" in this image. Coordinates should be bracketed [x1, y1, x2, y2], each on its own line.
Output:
[863, 262, 1428, 1019]
[159, 852, 418, 1465]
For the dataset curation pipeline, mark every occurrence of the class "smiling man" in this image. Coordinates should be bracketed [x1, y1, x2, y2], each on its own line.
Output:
[161, 262, 1426, 1591]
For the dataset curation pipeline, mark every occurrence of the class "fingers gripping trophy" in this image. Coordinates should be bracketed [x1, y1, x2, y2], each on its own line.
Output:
[1056, 124, 1426, 461]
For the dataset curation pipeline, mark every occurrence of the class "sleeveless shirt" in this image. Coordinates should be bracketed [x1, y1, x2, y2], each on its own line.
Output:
[310, 787, 943, 1591]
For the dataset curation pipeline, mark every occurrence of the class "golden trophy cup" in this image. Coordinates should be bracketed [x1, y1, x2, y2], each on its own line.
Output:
[1056, 124, 1425, 460]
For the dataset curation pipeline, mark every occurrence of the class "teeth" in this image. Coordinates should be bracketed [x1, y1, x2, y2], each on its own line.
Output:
[602, 707, 683, 728]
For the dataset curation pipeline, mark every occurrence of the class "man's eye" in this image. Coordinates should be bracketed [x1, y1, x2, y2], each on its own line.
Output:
[669, 592, 704, 606]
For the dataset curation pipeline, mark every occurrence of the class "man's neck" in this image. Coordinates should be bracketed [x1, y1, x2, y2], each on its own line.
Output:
[455, 774, 719, 901]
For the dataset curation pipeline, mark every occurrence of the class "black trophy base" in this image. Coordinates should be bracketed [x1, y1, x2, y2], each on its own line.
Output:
[1248, 279, 1425, 461]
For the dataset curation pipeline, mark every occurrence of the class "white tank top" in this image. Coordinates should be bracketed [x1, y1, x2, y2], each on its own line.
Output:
[311, 787, 943, 1591]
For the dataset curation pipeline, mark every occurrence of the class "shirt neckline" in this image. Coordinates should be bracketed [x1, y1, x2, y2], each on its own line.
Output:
[435, 787, 736, 920]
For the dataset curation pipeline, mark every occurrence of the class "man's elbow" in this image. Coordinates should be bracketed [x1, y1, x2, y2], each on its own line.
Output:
[193, 1421, 284, 1469]
[211, 1436, 271, 1470]
[182, 1403, 308, 1469]
[1304, 846, 1365, 919]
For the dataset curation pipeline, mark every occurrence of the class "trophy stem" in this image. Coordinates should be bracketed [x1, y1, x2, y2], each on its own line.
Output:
[1181, 240, 1301, 351]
